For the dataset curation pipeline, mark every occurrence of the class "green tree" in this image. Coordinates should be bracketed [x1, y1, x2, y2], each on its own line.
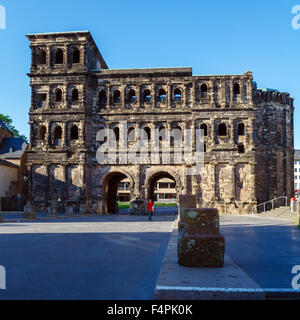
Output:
[0, 114, 28, 142]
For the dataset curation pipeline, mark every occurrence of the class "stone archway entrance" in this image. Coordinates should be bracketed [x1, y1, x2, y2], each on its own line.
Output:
[146, 171, 178, 203]
[102, 171, 132, 214]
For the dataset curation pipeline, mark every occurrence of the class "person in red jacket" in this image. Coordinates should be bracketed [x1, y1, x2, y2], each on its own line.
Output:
[147, 199, 154, 221]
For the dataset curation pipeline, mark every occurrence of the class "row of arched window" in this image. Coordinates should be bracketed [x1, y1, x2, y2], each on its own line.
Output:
[36, 88, 79, 108]
[37, 48, 81, 66]
[98, 83, 242, 108]
[37, 125, 79, 146]
[99, 122, 246, 143]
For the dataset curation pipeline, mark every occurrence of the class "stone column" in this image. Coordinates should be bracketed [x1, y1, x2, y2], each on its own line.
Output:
[210, 162, 216, 203]
[221, 79, 226, 108]
[62, 122, 68, 147]
[167, 83, 172, 109]
[230, 78, 234, 107]
[229, 119, 235, 145]
[228, 162, 236, 202]
[151, 84, 156, 109]
[107, 86, 111, 110]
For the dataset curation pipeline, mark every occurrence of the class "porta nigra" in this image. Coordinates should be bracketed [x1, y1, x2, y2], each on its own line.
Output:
[26, 31, 294, 215]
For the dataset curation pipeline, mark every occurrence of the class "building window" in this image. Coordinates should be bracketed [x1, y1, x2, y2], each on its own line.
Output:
[70, 125, 79, 140]
[143, 89, 151, 103]
[72, 89, 79, 103]
[233, 83, 240, 95]
[72, 49, 80, 64]
[53, 126, 62, 146]
[37, 126, 46, 140]
[174, 88, 182, 101]
[142, 127, 151, 141]
[159, 89, 167, 103]
[56, 89, 62, 102]
[200, 84, 208, 98]
[38, 50, 46, 65]
[200, 123, 208, 137]
[113, 127, 120, 142]
[218, 123, 227, 136]
[38, 94, 47, 108]
[55, 49, 64, 64]
[128, 127, 135, 141]
[295, 168, 298, 173]
[99, 90, 107, 108]
[113, 90, 121, 103]
[238, 123, 245, 136]
[128, 89, 136, 103]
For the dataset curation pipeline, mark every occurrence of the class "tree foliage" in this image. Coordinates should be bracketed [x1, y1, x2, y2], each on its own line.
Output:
[0, 114, 28, 142]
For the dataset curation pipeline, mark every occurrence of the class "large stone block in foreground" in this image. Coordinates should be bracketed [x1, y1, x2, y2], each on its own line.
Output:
[178, 208, 225, 268]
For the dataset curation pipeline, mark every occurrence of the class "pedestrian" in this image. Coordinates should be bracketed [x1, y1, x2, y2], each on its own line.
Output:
[147, 199, 154, 221]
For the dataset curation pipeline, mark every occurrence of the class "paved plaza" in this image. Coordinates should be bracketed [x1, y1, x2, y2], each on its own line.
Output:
[0, 213, 299, 300]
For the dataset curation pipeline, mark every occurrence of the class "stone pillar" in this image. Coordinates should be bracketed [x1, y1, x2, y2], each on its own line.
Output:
[62, 122, 67, 147]
[191, 82, 196, 107]
[167, 83, 172, 109]
[178, 208, 225, 267]
[229, 119, 235, 145]
[107, 86, 111, 110]
[210, 162, 217, 203]
[227, 162, 236, 203]
[151, 84, 156, 109]
[221, 79, 226, 108]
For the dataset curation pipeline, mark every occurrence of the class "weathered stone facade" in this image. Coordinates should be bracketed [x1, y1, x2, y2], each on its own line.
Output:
[26, 31, 294, 214]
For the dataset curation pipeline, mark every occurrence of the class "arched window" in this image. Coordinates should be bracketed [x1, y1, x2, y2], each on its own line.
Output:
[55, 49, 63, 64]
[72, 49, 80, 64]
[38, 50, 46, 65]
[128, 127, 135, 141]
[113, 127, 120, 142]
[142, 127, 151, 141]
[54, 126, 62, 146]
[70, 125, 79, 140]
[37, 126, 46, 140]
[200, 84, 208, 98]
[128, 89, 136, 103]
[200, 123, 208, 137]
[99, 90, 107, 108]
[174, 88, 182, 102]
[171, 126, 182, 146]
[113, 90, 121, 103]
[233, 83, 240, 95]
[238, 123, 245, 136]
[143, 89, 151, 103]
[72, 89, 79, 102]
[218, 123, 227, 136]
[56, 89, 62, 102]
[159, 126, 166, 144]
[159, 89, 167, 103]
[38, 93, 47, 108]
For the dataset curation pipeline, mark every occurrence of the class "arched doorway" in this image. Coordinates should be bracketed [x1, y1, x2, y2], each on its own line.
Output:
[146, 171, 178, 203]
[101, 171, 133, 214]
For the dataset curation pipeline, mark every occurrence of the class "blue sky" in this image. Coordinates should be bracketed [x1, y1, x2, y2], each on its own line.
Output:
[0, 0, 300, 147]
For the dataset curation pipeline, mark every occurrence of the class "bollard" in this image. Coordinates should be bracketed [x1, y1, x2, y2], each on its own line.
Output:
[178, 208, 225, 268]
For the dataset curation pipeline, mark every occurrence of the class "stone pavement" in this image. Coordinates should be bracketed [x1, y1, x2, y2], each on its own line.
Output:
[0, 215, 176, 300]
[0, 213, 299, 300]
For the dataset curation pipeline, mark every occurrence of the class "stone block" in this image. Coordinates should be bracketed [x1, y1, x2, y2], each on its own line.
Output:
[178, 208, 225, 268]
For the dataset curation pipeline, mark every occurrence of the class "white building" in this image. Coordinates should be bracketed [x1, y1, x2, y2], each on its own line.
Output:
[294, 150, 300, 193]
